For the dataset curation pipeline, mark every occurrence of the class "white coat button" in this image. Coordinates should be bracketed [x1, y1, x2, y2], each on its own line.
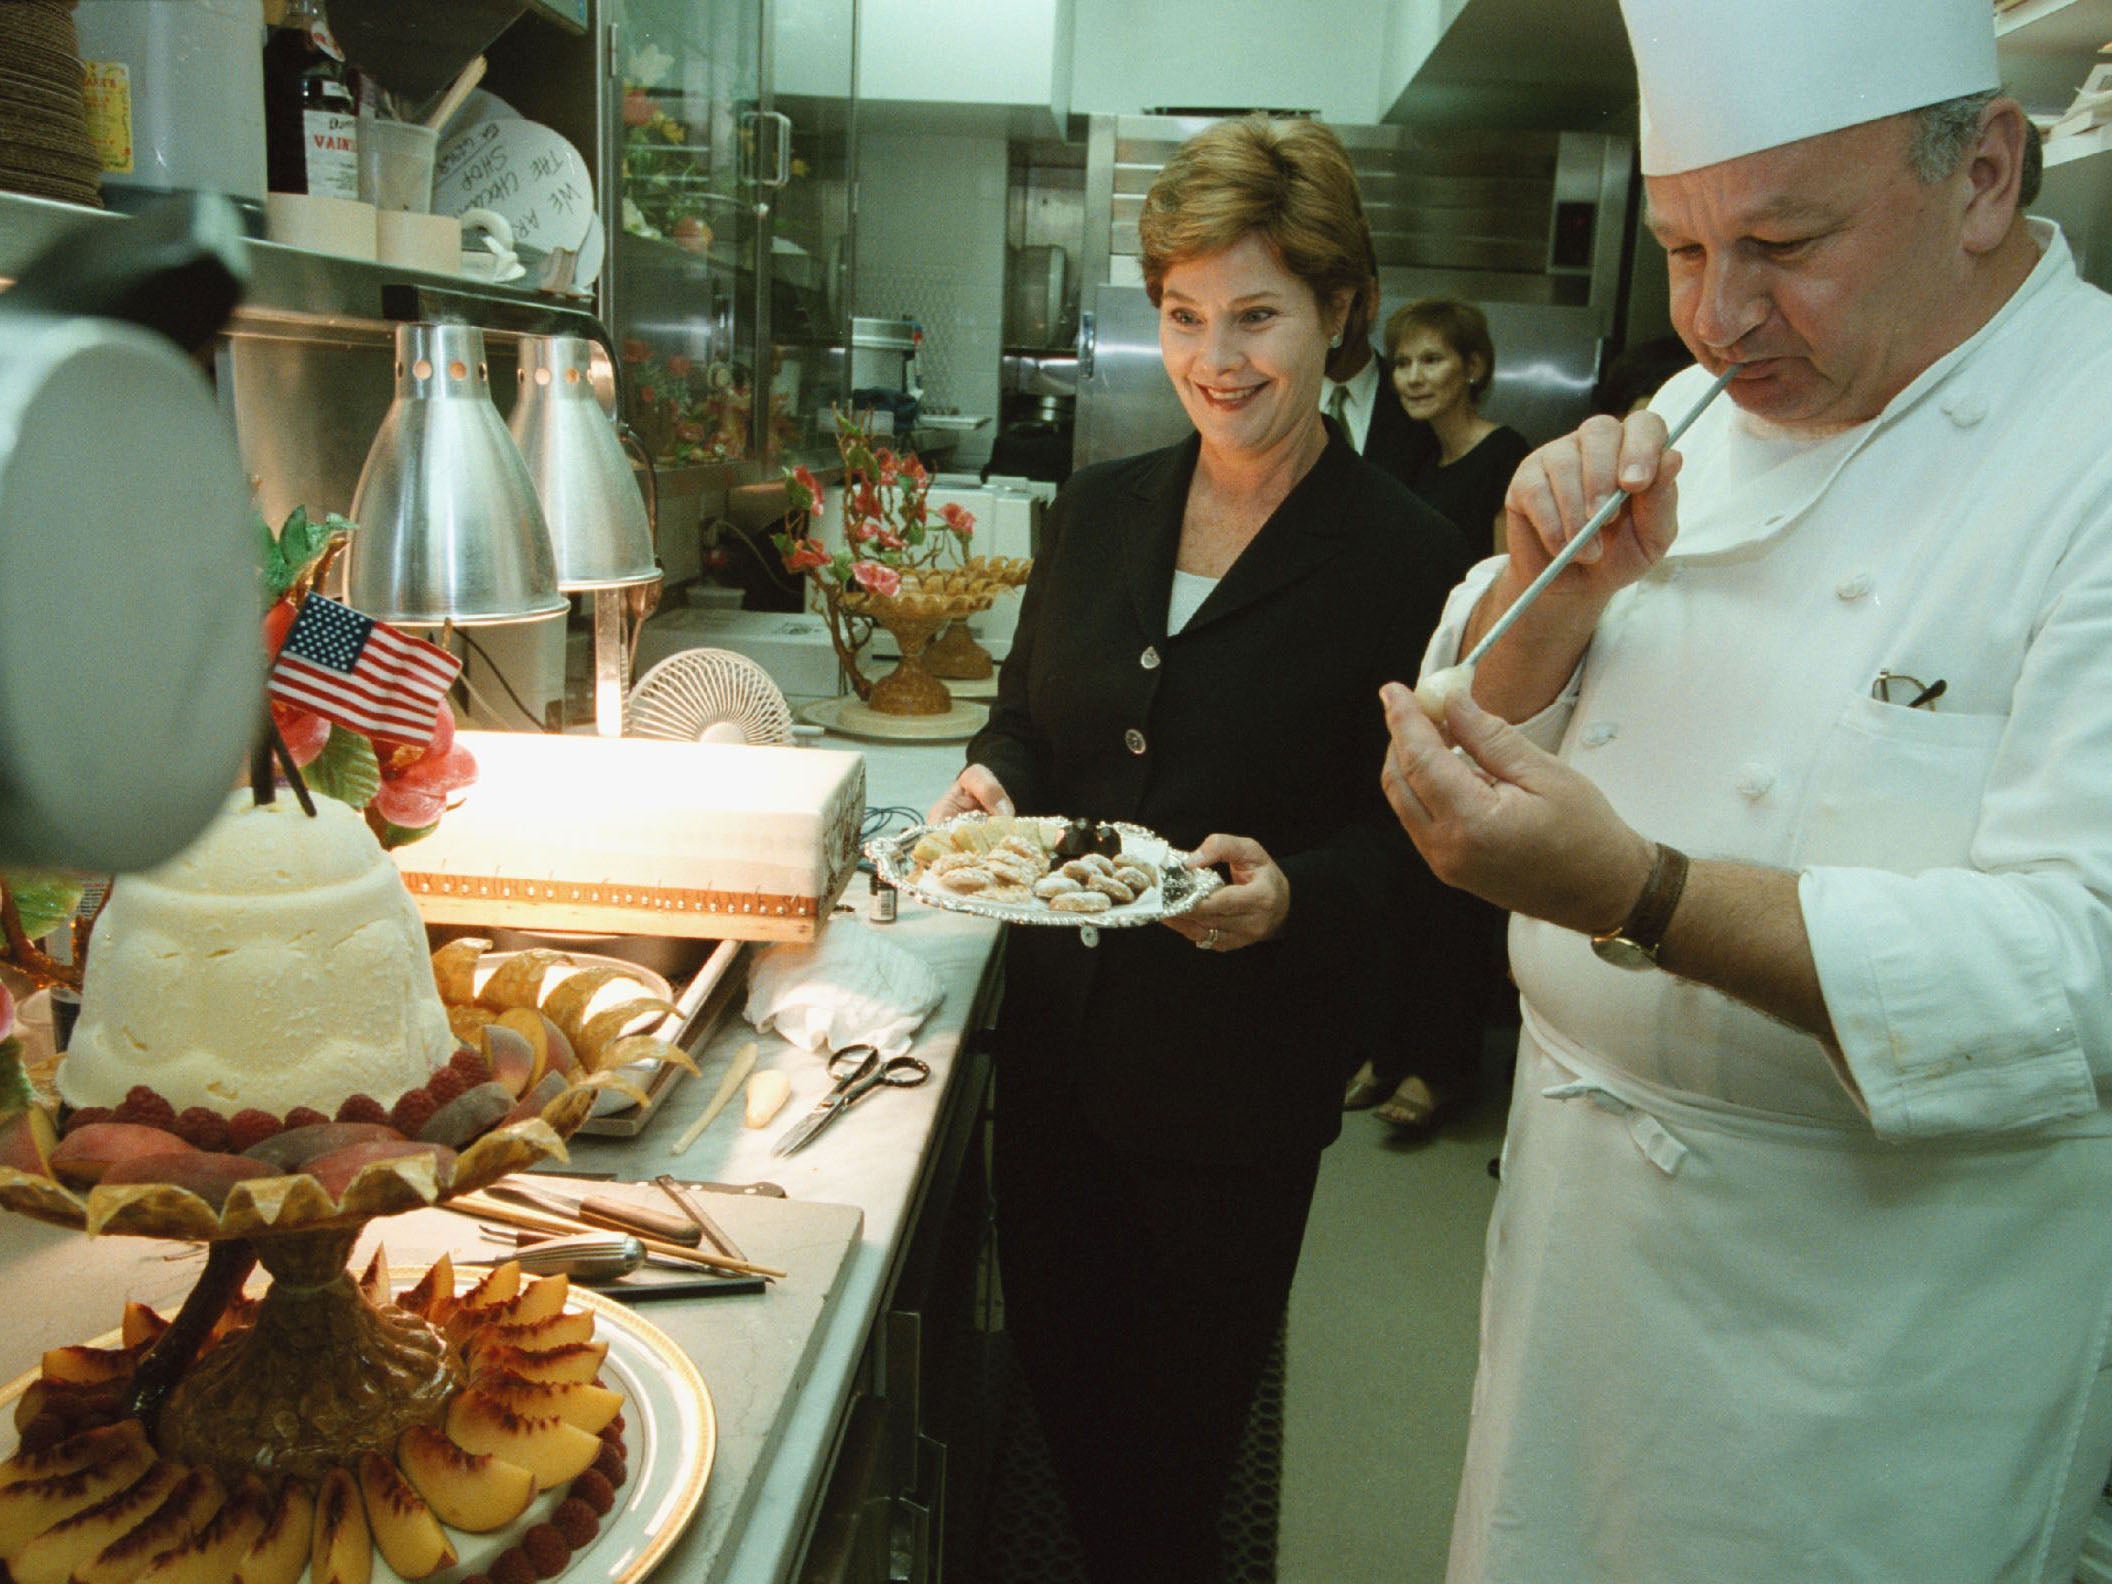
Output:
[1140, 646, 1161, 670]
[1942, 393, 1988, 427]
[1580, 722, 1618, 748]
[1836, 573, 1873, 601]
[1735, 763, 1777, 799]
[1124, 728, 1147, 755]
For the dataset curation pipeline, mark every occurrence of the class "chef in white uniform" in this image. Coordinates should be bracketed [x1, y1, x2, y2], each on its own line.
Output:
[1379, 2, 2112, 1580]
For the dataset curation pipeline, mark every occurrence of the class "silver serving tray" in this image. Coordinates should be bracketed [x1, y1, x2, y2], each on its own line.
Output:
[865, 814, 1222, 929]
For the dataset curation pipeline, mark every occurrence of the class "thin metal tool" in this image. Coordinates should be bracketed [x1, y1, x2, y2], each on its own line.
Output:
[448, 1193, 788, 1279]
[1464, 363, 1741, 668]
[489, 1180, 702, 1246]
[771, 1046, 932, 1157]
[654, 1173, 747, 1264]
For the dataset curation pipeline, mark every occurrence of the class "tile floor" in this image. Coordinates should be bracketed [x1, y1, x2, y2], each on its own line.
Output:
[1278, 1058, 1510, 1583]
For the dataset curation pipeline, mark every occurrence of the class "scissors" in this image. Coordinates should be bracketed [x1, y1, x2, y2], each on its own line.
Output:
[771, 1044, 932, 1157]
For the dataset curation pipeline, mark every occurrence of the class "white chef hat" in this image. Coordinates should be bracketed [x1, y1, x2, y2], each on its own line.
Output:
[1620, 0, 2000, 176]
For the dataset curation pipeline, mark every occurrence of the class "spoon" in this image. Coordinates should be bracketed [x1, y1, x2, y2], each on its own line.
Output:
[478, 1231, 647, 1283]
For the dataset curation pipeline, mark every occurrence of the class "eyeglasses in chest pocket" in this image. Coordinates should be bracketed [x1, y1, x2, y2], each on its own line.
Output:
[1790, 691, 2006, 874]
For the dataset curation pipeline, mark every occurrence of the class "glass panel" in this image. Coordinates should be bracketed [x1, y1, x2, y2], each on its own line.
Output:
[608, 0, 763, 467]
[765, 0, 856, 469]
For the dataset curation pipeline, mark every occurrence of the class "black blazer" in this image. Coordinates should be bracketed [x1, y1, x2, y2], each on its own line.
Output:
[968, 431, 1474, 1165]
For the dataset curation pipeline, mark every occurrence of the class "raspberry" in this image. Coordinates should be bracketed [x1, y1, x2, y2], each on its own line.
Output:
[390, 1089, 438, 1138]
[521, 1525, 571, 1579]
[113, 1087, 175, 1129]
[335, 1095, 388, 1127]
[173, 1107, 231, 1153]
[61, 1107, 114, 1138]
[490, 1549, 535, 1584]
[450, 1045, 491, 1082]
[569, 1470, 615, 1517]
[226, 1110, 282, 1152]
[607, 1411, 624, 1436]
[591, 1445, 626, 1488]
[551, 1499, 598, 1549]
[426, 1066, 469, 1106]
[284, 1106, 329, 1130]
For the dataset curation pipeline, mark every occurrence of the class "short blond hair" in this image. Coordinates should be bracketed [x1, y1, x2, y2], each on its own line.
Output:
[1137, 116, 1378, 339]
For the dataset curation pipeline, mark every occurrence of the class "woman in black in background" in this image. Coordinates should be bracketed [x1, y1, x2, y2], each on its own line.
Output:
[1340, 298, 1527, 1134]
[927, 116, 1469, 1582]
[1386, 298, 1532, 559]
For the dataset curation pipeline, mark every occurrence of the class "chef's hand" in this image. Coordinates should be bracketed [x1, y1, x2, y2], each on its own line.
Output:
[1380, 683, 1655, 934]
[1501, 410, 1686, 610]
[1163, 834, 1289, 953]
[927, 765, 1013, 824]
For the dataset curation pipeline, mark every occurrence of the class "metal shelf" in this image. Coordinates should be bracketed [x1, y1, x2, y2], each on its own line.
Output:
[0, 191, 607, 352]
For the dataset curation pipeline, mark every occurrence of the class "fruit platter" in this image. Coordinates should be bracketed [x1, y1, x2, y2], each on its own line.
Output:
[865, 812, 1223, 929]
[0, 1255, 714, 1584]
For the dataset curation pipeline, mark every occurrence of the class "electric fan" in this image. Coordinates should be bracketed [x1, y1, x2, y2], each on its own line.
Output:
[624, 648, 795, 745]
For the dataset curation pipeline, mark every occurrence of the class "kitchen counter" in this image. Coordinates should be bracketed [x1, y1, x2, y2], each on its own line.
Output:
[0, 734, 996, 1584]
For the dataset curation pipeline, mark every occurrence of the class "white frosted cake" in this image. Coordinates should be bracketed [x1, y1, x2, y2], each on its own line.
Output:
[391, 732, 866, 942]
[60, 792, 455, 1115]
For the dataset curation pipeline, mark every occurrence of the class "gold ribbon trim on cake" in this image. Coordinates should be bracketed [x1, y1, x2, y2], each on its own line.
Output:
[397, 874, 823, 919]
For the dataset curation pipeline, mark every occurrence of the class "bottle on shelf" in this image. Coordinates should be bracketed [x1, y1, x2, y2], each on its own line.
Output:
[262, 0, 358, 198]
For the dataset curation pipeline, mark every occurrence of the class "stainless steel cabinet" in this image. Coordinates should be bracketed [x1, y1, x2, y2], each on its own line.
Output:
[601, 0, 856, 479]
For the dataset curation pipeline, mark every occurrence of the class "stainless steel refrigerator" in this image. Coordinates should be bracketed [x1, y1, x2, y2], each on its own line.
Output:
[1073, 115, 1636, 471]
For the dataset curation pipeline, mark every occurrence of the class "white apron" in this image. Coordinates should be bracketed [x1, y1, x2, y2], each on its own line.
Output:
[1433, 225, 2112, 1581]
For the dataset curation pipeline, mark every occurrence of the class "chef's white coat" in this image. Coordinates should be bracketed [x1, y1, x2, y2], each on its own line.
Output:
[1430, 222, 2112, 1584]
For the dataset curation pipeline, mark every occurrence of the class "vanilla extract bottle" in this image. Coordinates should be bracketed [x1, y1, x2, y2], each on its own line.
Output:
[263, 0, 359, 199]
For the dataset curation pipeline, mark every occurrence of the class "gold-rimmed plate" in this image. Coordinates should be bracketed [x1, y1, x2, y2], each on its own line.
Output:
[0, 1277, 715, 1584]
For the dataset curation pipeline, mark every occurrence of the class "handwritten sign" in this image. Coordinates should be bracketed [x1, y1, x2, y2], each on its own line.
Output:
[433, 118, 594, 257]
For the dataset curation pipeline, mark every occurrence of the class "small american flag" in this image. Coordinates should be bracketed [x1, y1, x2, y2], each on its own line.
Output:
[267, 594, 462, 748]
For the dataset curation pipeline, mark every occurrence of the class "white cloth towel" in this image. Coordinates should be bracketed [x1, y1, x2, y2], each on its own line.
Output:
[743, 922, 944, 1058]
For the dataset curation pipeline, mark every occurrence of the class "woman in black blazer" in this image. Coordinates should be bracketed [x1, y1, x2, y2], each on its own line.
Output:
[929, 116, 1470, 1582]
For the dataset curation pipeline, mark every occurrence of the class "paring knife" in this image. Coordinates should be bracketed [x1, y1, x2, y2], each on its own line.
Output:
[527, 1169, 789, 1198]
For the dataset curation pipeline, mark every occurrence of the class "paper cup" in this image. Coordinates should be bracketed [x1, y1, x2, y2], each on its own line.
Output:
[357, 116, 439, 213]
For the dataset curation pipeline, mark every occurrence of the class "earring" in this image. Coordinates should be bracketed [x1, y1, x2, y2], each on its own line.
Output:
[1329, 332, 1343, 348]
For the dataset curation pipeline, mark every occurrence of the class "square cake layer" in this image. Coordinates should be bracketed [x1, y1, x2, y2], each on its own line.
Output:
[391, 733, 866, 941]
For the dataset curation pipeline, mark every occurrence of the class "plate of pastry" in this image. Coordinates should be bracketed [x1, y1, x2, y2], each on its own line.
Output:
[866, 813, 1222, 928]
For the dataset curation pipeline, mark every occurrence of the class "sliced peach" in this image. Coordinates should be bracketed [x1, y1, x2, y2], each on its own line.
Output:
[0, 1107, 59, 1178]
[307, 1468, 367, 1584]
[354, 1453, 453, 1580]
[467, 1310, 594, 1355]
[471, 1372, 622, 1435]
[393, 1427, 533, 1535]
[465, 1340, 608, 1386]
[12, 1377, 123, 1437]
[454, 1260, 521, 1316]
[494, 1009, 576, 1081]
[481, 1023, 537, 1098]
[131, 1477, 270, 1584]
[8, 1460, 182, 1584]
[0, 1422, 151, 1493]
[39, 1342, 147, 1388]
[445, 1274, 567, 1342]
[0, 1434, 156, 1559]
[304, 1141, 454, 1202]
[119, 1305, 168, 1350]
[229, 1480, 311, 1584]
[238, 1124, 398, 1174]
[394, 1254, 455, 1324]
[100, 1153, 275, 1209]
[443, 1390, 601, 1491]
[75, 1466, 224, 1584]
[356, 1249, 389, 1310]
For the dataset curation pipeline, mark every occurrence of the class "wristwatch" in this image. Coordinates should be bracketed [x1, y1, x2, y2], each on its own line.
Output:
[1590, 842, 1690, 971]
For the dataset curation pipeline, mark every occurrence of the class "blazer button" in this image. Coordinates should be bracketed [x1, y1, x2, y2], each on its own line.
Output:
[1140, 645, 1161, 670]
[1124, 728, 1147, 755]
[1079, 924, 1100, 949]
